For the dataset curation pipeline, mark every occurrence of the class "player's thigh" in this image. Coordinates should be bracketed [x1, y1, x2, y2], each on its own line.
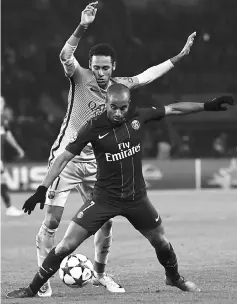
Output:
[72, 199, 119, 236]
[124, 195, 162, 231]
[45, 160, 85, 208]
[76, 161, 97, 203]
[56, 221, 91, 255]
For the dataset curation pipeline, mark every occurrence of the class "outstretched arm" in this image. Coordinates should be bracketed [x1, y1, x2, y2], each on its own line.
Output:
[165, 96, 234, 116]
[59, 2, 98, 77]
[135, 32, 196, 87]
[41, 151, 75, 188]
[22, 150, 75, 214]
[22, 121, 94, 214]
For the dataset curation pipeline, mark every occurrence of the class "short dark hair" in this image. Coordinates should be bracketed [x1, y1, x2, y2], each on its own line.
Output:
[107, 84, 130, 101]
[89, 43, 116, 63]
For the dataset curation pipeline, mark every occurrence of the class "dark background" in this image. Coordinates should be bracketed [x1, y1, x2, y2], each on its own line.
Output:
[1, 0, 237, 161]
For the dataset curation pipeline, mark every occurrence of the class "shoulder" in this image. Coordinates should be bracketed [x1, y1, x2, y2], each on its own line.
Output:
[72, 67, 94, 84]
[82, 112, 107, 130]
[134, 106, 166, 122]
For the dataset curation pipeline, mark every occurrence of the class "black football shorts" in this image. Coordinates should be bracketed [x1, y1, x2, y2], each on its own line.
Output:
[72, 194, 162, 235]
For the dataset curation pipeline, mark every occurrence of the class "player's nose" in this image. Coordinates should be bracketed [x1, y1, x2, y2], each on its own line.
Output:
[114, 109, 122, 116]
[98, 69, 104, 76]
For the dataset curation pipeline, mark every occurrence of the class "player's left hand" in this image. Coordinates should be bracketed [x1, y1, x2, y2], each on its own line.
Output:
[180, 32, 196, 56]
[204, 96, 234, 111]
[17, 149, 25, 159]
[22, 185, 47, 215]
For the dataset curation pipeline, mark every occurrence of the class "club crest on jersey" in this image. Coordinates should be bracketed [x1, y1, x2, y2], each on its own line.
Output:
[48, 191, 56, 199]
[77, 211, 84, 219]
[131, 120, 140, 130]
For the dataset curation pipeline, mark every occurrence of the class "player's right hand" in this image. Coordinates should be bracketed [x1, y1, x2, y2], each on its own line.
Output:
[180, 32, 196, 56]
[22, 185, 48, 215]
[80, 2, 98, 27]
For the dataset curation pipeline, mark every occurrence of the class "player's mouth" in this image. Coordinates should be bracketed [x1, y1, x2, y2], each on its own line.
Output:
[113, 116, 123, 122]
[97, 79, 106, 84]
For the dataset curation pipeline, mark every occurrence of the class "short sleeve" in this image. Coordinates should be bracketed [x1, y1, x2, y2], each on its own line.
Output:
[139, 106, 166, 123]
[66, 120, 94, 155]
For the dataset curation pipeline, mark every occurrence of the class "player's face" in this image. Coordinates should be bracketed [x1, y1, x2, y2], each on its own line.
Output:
[90, 56, 115, 89]
[106, 95, 130, 124]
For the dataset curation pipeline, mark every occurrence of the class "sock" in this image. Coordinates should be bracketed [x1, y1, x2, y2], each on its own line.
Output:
[155, 242, 180, 280]
[93, 221, 113, 275]
[93, 261, 106, 277]
[36, 223, 57, 267]
[1, 184, 11, 208]
[29, 247, 65, 294]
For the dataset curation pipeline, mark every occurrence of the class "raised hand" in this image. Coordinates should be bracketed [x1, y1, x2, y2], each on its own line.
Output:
[80, 2, 98, 27]
[204, 96, 234, 111]
[180, 32, 196, 56]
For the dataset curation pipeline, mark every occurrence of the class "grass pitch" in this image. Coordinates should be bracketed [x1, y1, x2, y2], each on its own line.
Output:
[1, 190, 237, 304]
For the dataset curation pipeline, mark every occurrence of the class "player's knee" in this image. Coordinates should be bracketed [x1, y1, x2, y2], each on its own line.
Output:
[101, 219, 113, 232]
[44, 206, 64, 230]
[44, 217, 60, 230]
[57, 237, 78, 256]
[145, 225, 167, 248]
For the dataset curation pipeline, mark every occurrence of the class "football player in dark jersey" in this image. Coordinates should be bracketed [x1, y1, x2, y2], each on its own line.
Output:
[7, 84, 234, 298]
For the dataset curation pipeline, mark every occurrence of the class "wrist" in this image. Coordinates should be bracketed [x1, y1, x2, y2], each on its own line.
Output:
[37, 185, 48, 194]
[73, 23, 88, 38]
[170, 53, 184, 65]
[79, 22, 89, 28]
[204, 101, 212, 111]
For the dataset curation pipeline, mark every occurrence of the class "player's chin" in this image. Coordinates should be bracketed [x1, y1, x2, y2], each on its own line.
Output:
[97, 80, 107, 87]
[112, 117, 124, 124]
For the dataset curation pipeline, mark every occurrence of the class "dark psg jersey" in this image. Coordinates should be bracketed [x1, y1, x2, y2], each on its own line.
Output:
[66, 106, 165, 200]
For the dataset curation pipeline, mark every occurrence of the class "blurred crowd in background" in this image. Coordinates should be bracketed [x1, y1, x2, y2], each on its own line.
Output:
[1, 0, 237, 161]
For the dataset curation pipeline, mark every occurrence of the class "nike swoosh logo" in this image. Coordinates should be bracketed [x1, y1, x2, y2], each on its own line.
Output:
[99, 133, 109, 139]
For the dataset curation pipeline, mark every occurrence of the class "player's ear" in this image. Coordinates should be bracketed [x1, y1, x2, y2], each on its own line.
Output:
[112, 61, 116, 71]
[89, 60, 92, 70]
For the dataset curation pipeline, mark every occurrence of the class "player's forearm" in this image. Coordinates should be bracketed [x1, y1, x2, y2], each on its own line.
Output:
[136, 60, 174, 86]
[41, 154, 71, 188]
[67, 23, 88, 46]
[170, 51, 187, 65]
[6, 132, 23, 153]
[60, 23, 88, 59]
[165, 102, 204, 115]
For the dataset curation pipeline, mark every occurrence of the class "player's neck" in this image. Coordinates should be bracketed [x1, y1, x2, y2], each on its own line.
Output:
[98, 80, 111, 91]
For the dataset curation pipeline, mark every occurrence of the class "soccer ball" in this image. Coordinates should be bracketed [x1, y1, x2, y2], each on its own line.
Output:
[59, 253, 94, 288]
